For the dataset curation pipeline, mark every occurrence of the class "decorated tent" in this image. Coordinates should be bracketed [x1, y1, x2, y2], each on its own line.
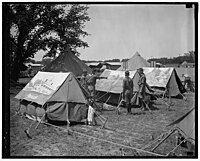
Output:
[142, 67, 186, 97]
[15, 71, 88, 123]
[42, 48, 92, 76]
[117, 51, 150, 71]
[95, 69, 153, 105]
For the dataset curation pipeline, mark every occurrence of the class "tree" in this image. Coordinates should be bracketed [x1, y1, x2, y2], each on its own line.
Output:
[5, 3, 90, 81]
[147, 51, 195, 65]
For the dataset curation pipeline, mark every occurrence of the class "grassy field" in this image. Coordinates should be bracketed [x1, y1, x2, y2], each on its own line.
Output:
[9, 78, 195, 157]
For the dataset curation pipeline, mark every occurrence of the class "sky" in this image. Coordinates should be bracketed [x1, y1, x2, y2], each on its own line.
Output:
[34, 4, 195, 61]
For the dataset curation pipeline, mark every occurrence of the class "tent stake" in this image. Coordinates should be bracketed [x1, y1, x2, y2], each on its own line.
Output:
[151, 128, 176, 152]
[35, 113, 46, 129]
[166, 137, 187, 156]
[116, 97, 124, 115]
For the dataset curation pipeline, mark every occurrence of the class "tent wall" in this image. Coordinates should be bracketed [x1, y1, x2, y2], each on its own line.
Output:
[96, 91, 121, 105]
[20, 100, 45, 117]
[47, 73, 87, 104]
[19, 100, 88, 122]
[167, 69, 181, 96]
[175, 68, 195, 82]
[46, 102, 88, 122]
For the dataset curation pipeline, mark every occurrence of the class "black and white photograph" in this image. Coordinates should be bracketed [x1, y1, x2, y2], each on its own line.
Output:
[3, 2, 197, 158]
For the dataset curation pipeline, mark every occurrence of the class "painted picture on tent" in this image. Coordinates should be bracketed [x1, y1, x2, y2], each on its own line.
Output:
[15, 72, 70, 104]
[143, 68, 174, 87]
[23, 72, 68, 95]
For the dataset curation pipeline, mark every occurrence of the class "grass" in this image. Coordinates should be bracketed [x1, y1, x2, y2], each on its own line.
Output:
[9, 78, 195, 157]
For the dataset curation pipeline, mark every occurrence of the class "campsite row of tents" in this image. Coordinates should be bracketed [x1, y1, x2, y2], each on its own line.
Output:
[14, 48, 195, 155]
[15, 47, 191, 120]
[40, 48, 195, 84]
[95, 67, 186, 105]
[36, 47, 187, 105]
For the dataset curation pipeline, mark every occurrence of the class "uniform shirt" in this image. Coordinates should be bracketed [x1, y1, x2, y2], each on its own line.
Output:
[138, 73, 146, 94]
[123, 76, 133, 93]
[80, 75, 89, 87]
[87, 74, 99, 86]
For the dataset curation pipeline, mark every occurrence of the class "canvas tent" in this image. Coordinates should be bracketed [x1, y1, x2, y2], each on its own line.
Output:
[117, 51, 150, 71]
[143, 108, 195, 155]
[175, 68, 195, 82]
[15, 71, 89, 123]
[95, 69, 153, 105]
[42, 48, 92, 76]
[167, 108, 195, 145]
[142, 67, 186, 97]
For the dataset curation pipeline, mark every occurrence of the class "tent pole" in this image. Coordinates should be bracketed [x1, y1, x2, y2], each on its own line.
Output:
[35, 113, 46, 129]
[94, 109, 107, 121]
[142, 132, 166, 150]
[142, 100, 152, 113]
[151, 128, 177, 152]
[105, 95, 112, 104]
[98, 92, 109, 100]
[168, 90, 171, 109]
[116, 98, 124, 115]
[166, 137, 188, 156]
[179, 92, 187, 101]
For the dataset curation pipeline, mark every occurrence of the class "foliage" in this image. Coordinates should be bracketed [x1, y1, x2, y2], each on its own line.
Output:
[147, 51, 195, 65]
[104, 59, 120, 62]
[121, 59, 129, 62]
[4, 3, 90, 81]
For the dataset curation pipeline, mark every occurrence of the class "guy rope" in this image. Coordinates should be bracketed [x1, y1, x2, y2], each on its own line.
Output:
[38, 121, 165, 157]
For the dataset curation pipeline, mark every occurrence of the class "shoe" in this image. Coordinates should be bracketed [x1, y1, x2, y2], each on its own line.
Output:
[88, 121, 92, 126]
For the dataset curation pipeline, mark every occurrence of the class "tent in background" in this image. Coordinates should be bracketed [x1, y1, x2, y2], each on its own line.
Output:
[175, 68, 195, 82]
[42, 48, 92, 76]
[15, 71, 88, 123]
[117, 51, 150, 71]
[95, 69, 153, 105]
[143, 67, 186, 97]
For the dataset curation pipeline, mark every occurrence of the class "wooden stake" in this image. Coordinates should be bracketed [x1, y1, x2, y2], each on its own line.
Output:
[151, 128, 176, 152]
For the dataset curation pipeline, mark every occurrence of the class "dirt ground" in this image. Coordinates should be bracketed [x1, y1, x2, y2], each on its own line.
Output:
[9, 78, 195, 157]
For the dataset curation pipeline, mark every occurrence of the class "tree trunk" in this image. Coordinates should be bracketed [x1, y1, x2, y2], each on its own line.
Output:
[10, 30, 26, 81]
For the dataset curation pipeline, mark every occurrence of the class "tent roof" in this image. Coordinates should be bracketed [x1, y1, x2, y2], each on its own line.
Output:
[15, 71, 88, 105]
[42, 48, 92, 76]
[117, 51, 150, 71]
[167, 108, 195, 144]
[96, 69, 153, 94]
[143, 67, 186, 96]
[96, 69, 136, 94]
[143, 67, 174, 88]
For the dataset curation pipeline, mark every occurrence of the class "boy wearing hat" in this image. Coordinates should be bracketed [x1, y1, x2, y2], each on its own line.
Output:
[87, 69, 107, 98]
[123, 71, 133, 114]
[80, 70, 90, 92]
[137, 68, 147, 110]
